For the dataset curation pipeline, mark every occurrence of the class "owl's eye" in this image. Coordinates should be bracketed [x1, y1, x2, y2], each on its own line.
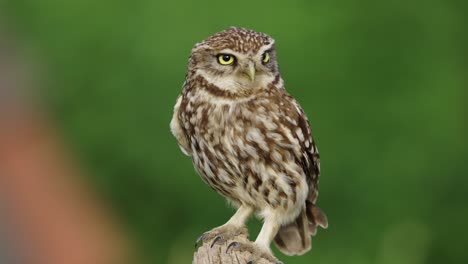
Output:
[217, 54, 235, 65]
[261, 52, 270, 63]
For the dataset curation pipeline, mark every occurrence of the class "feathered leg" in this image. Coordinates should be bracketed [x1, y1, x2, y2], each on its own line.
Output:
[196, 205, 253, 247]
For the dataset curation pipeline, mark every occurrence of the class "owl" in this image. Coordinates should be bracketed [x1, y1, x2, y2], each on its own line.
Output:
[170, 27, 328, 263]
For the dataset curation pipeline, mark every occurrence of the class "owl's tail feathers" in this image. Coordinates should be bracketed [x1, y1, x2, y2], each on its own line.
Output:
[306, 201, 328, 236]
[273, 202, 328, 256]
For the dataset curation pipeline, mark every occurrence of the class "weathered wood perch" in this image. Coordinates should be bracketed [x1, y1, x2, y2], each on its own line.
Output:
[193, 235, 275, 264]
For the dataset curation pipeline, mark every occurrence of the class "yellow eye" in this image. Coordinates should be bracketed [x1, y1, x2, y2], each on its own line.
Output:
[262, 52, 270, 63]
[217, 54, 235, 65]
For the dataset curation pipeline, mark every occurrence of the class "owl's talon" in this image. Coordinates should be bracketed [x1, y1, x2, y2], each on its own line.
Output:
[226, 241, 240, 253]
[196, 225, 248, 250]
[210, 236, 223, 248]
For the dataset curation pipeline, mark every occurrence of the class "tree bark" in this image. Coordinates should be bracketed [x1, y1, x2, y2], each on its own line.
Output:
[192, 235, 274, 264]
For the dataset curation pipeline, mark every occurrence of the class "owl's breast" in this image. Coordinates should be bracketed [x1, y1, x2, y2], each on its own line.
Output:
[178, 99, 239, 197]
[180, 96, 307, 211]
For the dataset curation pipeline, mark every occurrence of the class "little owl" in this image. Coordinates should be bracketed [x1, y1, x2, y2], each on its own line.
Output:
[170, 27, 328, 263]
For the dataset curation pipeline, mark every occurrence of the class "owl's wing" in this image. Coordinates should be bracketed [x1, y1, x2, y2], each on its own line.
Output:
[289, 96, 328, 230]
[170, 94, 191, 156]
[274, 95, 328, 253]
[285, 97, 320, 200]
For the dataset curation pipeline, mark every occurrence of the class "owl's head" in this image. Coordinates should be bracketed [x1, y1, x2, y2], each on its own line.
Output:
[189, 27, 279, 96]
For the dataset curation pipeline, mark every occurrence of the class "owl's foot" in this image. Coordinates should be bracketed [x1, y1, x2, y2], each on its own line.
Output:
[226, 240, 283, 264]
[195, 224, 248, 248]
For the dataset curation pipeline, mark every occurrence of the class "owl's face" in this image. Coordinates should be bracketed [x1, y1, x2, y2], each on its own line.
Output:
[189, 27, 279, 95]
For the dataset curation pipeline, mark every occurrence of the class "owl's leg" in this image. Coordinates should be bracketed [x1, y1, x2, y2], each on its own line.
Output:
[254, 217, 280, 253]
[226, 217, 283, 264]
[196, 205, 252, 247]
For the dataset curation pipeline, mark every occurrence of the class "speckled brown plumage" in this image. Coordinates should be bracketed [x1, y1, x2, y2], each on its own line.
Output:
[170, 27, 327, 261]
[196, 27, 272, 53]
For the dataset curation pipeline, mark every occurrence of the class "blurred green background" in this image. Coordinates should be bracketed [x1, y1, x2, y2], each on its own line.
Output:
[2, 0, 467, 263]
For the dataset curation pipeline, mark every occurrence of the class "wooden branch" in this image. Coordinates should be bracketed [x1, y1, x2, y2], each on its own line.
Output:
[193, 235, 274, 264]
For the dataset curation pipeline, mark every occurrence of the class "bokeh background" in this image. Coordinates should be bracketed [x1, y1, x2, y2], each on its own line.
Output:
[1, 0, 467, 263]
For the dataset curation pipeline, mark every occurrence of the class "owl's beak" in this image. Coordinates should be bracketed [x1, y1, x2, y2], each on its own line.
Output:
[247, 62, 256, 81]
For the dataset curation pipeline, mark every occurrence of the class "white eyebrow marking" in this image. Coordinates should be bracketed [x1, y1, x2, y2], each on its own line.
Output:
[217, 49, 244, 57]
[257, 40, 275, 55]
